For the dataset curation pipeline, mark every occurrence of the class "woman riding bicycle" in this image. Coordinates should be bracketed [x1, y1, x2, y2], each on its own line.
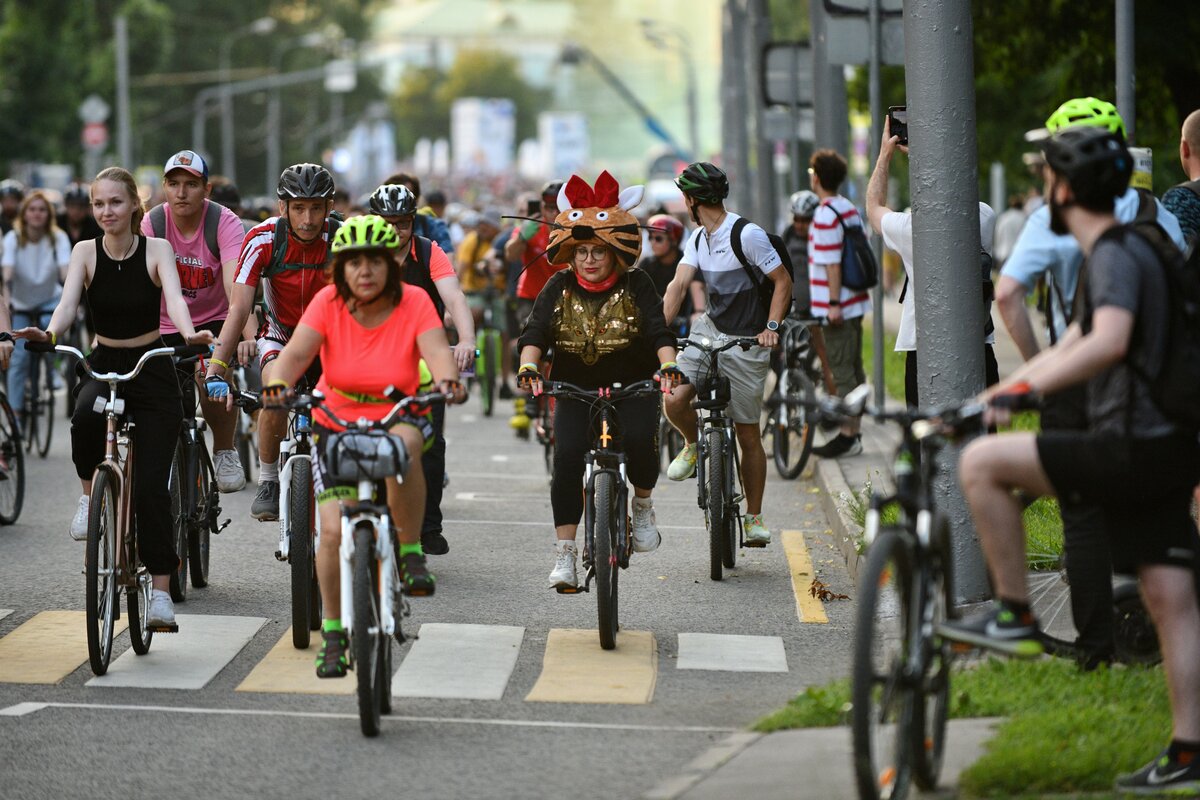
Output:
[16, 166, 213, 629]
[258, 214, 465, 679]
[516, 171, 682, 590]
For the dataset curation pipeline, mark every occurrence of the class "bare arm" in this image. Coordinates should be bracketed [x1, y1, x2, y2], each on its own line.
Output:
[995, 275, 1041, 361]
[1014, 306, 1131, 396]
[434, 275, 477, 371]
[207, 282, 257, 376]
[417, 325, 461, 386]
[688, 279, 706, 316]
[504, 235, 527, 265]
[663, 261, 698, 322]
[37, 240, 91, 339]
[268, 322, 323, 389]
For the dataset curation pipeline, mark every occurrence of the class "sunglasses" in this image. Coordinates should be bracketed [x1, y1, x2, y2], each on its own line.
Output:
[648, 234, 670, 243]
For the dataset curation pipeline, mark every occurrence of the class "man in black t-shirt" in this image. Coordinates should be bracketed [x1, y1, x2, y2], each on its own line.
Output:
[941, 127, 1200, 796]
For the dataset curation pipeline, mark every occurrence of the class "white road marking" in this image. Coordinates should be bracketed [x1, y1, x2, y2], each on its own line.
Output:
[0, 610, 12, 624]
[86, 615, 267, 690]
[675, 633, 789, 673]
[490, 454, 509, 462]
[392, 623, 524, 700]
[442, 518, 705, 532]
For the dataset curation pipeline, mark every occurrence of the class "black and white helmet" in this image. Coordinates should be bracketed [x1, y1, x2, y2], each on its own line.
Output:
[789, 190, 819, 219]
[277, 163, 335, 200]
[368, 184, 418, 217]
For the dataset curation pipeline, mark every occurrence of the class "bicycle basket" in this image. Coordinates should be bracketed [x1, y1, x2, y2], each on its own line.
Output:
[322, 431, 409, 484]
[698, 373, 731, 406]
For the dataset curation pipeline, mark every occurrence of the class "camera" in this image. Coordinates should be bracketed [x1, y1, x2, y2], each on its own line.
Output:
[526, 199, 542, 217]
[887, 105, 908, 146]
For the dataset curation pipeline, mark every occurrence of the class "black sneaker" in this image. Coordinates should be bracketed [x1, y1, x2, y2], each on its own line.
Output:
[315, 629, 350, 678]
[421, 529, 450, 556]
[1114, 747, 1200, 795]
[811, 434, 863, 459]
[250, 479, 280, 521]
[400, 552, 436, 596]
[938, 605, 1044, 658]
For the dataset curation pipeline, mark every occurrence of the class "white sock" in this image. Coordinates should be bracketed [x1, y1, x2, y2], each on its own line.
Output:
[260, 460, 279, 482]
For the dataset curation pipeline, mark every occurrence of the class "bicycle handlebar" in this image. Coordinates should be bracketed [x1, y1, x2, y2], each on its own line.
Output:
[677, 336, 760, 354]
[25, 341, 209, 385]
[541, 379, 661, 404]
[280, 388, 448, 432]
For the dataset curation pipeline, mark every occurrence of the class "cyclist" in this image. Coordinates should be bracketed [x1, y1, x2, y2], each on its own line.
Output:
[783, 190, 819, 317]
[456, 208, 514, 396]
[17, 166, 213, 629]
[57, 182, 102, 248]
[204, 163, 340, 521]
[258, 215, 465, 677]
[636, 213, 706, 334]
[3, 190, 70, 428]
[515, 172, 681, 589]
[0, 179, 24, 234]
[142, 150, 250, 492]
[369, 183, 474, 556]
[662, 162, 791, 546]
[382, 172, 453, 254]
[942, 126, 1200, 796]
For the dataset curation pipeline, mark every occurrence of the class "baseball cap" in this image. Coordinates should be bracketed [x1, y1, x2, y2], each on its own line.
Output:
[479, 208, 503, 229]
[163, 150, 209, 181]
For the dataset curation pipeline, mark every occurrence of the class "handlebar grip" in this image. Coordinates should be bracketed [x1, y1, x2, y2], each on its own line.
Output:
[25, 340, 55, 353]
[990, 387, 1042, 412]
[173, 344, 211, 359]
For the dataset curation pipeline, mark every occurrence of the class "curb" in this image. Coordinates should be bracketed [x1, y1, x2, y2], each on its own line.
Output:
[812, 458, 867, 585]
[641, 732, 764, 800]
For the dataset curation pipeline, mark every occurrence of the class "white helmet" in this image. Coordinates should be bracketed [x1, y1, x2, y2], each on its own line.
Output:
[789, 190, 819, 218]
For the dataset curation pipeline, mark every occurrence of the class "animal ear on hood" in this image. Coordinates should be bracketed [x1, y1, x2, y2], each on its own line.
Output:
[617, 185, 644, 211]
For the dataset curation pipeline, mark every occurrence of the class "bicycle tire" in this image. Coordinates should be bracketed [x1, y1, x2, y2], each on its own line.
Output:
[85, 470, 119, 675]
[188, 449, 214, 588]
[33, 354, 53, 458]
[236, 411, 254, 484]
[0, 396, 25, 525]
[705, 428, 727, 581]
[353, 522, 383, 737]
[773, 368, 816, 480]
[593, 471, 619, 650]
[290, 458, 315, 649]
[722, 435, 737, 570]
[912, 513, 953, 791]
[127, 577, 153, 655]
[168, 447, 189, 602]
[851, 526, 916, 800]
[1113, 580, 1160, 665]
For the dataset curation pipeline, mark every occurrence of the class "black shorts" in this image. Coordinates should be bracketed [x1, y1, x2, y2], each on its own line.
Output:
[1037, 431, 1200, 572]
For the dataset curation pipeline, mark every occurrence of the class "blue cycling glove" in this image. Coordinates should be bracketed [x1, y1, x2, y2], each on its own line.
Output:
[205, 375, 230, 399]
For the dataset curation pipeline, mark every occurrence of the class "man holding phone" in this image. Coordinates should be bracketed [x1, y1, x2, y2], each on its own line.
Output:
[887, 106, 908, 146]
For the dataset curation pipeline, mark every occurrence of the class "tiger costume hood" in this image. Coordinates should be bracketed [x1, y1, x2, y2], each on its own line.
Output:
[545, 171, 645, 269]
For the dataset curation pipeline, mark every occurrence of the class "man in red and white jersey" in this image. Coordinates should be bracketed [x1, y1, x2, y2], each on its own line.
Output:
[808, 148, 871, 459]
[204, 163, 338, 521]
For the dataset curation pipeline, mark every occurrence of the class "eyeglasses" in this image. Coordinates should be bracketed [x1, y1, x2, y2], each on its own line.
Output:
[648, 234, 669, 243]
[573, 246, 608, 262]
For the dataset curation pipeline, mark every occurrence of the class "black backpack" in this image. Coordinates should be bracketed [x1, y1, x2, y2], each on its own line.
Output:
[898, 248, 995, 337]
[148, 200, 223, 262]
[724, 217, 795, 314]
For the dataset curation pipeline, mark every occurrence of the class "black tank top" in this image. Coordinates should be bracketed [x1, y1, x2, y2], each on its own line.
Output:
[87, 235, 162, 339]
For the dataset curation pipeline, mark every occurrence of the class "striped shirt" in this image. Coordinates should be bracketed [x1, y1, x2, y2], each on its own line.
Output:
[809, 196, 871, 319]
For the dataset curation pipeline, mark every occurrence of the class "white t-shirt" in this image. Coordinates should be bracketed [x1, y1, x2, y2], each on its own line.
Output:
[681, 212, 782, 336]
[809, 196, 871, 320]
[881, 202, 997, 352]
[1, 229, 70, 311]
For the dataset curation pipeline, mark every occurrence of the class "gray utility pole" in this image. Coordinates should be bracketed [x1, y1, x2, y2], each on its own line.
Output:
[904, 0, 989, 602]
[867, 0, 885, 412]
[747, 0, 775, 226]
[115, 16, 132, 169]
[1115, 0, 1135, 143]
[808, 0, 850, 155]
[722, 0, 753, 216]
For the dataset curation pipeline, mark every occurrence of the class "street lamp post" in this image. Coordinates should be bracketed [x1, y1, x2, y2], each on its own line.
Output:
[219, 16, 277, 182]
[641, 19, 699, 162]
[267, 29, 338, 195]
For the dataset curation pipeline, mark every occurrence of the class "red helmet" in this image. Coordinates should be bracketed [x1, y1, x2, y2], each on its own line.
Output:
[647, 214, 684, 247]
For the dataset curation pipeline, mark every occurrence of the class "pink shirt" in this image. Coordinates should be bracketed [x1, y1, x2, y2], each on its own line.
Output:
[141, 200, 247, 333]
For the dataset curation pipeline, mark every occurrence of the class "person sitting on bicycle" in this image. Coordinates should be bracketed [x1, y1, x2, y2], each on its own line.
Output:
[636, 213, 706, 335]
[204, 163, 339, 523]
[260, 214, 465, 678]
[17, 166, 213, 629]
[515, 171, 682, 590]
[456, 208, 514, 396]
[941, 127, 1200, 796]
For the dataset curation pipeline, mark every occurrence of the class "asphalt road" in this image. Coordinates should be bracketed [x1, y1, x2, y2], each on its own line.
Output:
[0, 391, 856, 800]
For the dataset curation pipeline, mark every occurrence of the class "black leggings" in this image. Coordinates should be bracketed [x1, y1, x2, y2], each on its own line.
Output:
[420, 401, 446, 535]
[550, 395, 660, 527]
[71, 343, 183, 576]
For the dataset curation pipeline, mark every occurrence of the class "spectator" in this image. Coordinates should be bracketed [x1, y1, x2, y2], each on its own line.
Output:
[992, 194, 1027, 268]
[0, 179, 25, 235]
[1163, 108, 1200, 245]
[57, 182, 102, 248]
[783, 190, 819, 316]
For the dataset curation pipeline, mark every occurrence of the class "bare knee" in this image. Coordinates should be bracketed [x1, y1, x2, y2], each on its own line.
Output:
[1139, 565, 1197, 620]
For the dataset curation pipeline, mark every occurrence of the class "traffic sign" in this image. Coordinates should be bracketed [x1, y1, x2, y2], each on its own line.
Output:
[324, 59, 356, 93]
[78, 94, 111, 124]
[82, 122, 108, 152]
[762, 42, 813, 108]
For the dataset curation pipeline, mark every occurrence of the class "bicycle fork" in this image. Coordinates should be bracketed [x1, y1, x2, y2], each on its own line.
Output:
[339, 479, 408, 641]
[276, 448, 314, 562]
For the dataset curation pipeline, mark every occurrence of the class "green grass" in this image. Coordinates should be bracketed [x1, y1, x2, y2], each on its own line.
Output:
[754, 658, 1170, 797]
[861, 320, 909, 403]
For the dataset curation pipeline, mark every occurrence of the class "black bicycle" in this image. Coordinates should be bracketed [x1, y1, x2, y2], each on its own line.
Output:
[21, 309, 55, 458]
[0, 334, 25, 525]
[542, 379, 661, 650]
[677, 335, 760, 582]
[764, 316, 827, 480]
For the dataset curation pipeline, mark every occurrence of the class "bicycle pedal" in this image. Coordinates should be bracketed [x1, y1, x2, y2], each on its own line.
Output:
[148, 623, 179, 633]
[743, 540, 769, 549]
[216, 519, 231, 534]
[554, 584, 583, 594]
[273, 550, 287, 562]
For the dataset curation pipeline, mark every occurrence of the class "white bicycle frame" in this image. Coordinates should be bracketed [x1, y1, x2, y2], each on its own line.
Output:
[338, 475, 401, 638]
[276, 414, 317, 560]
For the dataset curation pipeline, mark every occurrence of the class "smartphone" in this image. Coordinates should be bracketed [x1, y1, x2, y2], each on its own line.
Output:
[887, 105, 908, 146]
[526, 199, 542, 217]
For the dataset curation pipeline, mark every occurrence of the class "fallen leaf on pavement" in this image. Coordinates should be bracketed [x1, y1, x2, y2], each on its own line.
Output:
[810, 578, 850, 602]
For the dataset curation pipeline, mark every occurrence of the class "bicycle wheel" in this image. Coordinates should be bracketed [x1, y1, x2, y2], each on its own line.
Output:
[188, 449, 214, 588]
[851, 526, 916, 800]
[127, 573, 153, 656]
[353, 523, 383, 737]
[85, 470, 120, 675]
[593, 471, 619, 650]
[722, 437, 738, 570]
[167, 447, 189, 602]
[1113, 579, 1160, 665]
[773, 369, 816, 480]
[704, 428, 727, 581]
[235, 410, 257, 484]
[0, 396, 25, 525]
[912, 513, 953, 791]
[477, 330, 497, 417]
[33, 354, 53, 458]
[290, 458, 316, 649]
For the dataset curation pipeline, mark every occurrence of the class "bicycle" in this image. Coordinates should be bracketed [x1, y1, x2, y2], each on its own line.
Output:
[677, 334, 761, 582]
[282, 390, 441, 737]
[30, 339, 209, 675]
[541, 379, 661, 650]
[763, 316, 827, 480]
[21, 309, 55, 458]
[0, 334, 25, 525]
[473, 284, 504, 417]
[233, 361, 261, 484]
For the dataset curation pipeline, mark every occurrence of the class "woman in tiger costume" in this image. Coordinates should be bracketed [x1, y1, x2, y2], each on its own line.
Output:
[516, 171, 684, 590]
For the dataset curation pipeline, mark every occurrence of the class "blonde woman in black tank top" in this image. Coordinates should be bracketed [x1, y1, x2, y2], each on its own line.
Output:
[15, 167, 213, 630]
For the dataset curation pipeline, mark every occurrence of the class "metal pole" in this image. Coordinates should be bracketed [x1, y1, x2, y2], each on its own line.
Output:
[749, 0, 775, 225]
[1115, 0, 1135, 143]
[808, 0, 850, 155]
[868, 0, 885, 411]
[682, 48, 700, 160]
[904, 0, 987, 602]
[789, 46, 801, 194]
[220, 39, 236, 181]
[115, 16, 132, 168]
[989, 161, 1005, 216]
[725, 1, 753, 215]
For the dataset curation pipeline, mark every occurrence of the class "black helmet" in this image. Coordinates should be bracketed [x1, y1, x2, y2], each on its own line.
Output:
[277, 163, 335, 200]
[540, 179, 564, 199]
[0, 179, 25, 200]
[63, 182, 90, 206]
[368, 184, 417, 217]
[210, 182, 242, 209]
[675, 162, 729, 205]
[1039, 127, 1132, 206]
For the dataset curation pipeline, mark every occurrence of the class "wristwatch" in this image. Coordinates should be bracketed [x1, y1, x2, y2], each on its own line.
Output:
[766, 320, 780, 332]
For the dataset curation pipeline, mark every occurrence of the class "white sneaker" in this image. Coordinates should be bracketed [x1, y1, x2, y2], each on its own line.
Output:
[631, 496, 661, 553]
[548, 540, 578, 589]
[666, 442, 698, 480]
[69, 495, 90, 541]
[214, 450, 246, 493]
[147, 589, 176, 627]
[744, 514, 771, 547]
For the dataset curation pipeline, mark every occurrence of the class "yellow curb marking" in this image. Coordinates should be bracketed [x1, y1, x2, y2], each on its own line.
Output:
[783, 530, 828, 624]
[236, 627, 353, 695]
[0, 610, 127, 684]
[525, 628, 657, 705]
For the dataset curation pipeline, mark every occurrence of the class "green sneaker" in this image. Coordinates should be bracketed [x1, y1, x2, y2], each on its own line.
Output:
[315, 629, 350, 678]
[667, 442, 698, 480]
[744, 514, 771, 546]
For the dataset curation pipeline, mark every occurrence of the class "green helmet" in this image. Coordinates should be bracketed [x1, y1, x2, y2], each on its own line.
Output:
[1027, 97, 1126, 141]
[330, 214, 400, 254]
